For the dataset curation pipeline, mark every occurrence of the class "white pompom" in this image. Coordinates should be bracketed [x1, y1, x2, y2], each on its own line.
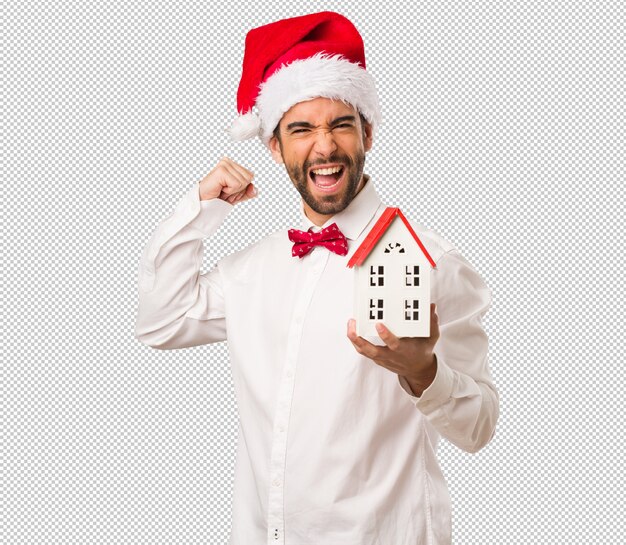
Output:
[227, 111, 262, 141]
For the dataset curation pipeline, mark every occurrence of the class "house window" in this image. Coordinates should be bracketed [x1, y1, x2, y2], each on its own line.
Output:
[369, 298, 384, 319]
[405, 265, 420, 286]
[404, 299, 419, 320]
[384, 242, 405, 253]
[369, 265, 384, 286]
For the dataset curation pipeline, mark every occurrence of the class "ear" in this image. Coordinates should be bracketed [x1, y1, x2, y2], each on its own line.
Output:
[362, 119, 373, 153]
[269, 133, 284, 164]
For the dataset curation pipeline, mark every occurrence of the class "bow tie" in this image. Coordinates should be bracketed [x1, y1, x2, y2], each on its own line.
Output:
[288, 222, 348, 258]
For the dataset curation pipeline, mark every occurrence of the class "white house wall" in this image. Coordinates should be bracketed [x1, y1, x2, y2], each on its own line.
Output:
[355, 217, 431, 338]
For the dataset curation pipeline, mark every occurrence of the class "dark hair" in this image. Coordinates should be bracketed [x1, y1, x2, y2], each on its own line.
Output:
[272, 111, 369, 145]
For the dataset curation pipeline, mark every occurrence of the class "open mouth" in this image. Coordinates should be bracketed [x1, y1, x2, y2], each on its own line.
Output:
[309, 166, 345, 191]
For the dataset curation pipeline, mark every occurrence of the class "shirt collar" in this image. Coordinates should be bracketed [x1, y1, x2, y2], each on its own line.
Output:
[299, 174, 383, 241]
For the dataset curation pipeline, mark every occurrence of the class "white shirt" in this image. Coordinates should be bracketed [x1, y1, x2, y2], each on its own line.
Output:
[134, 175, 499, 545]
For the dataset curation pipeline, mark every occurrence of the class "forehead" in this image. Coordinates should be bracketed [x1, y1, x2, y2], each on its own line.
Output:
[280, 97, 358, 124]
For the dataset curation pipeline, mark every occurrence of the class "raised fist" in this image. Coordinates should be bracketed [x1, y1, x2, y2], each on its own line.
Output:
[199, 157, 257, 204]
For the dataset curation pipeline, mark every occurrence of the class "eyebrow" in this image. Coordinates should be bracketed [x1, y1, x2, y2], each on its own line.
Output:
[286, 115, 356, 131]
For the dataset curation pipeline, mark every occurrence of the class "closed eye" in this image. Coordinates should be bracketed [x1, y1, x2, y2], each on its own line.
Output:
[291, 123, 353, 135]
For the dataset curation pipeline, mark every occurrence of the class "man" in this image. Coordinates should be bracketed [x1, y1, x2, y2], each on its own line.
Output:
[134, 11, 499, 545]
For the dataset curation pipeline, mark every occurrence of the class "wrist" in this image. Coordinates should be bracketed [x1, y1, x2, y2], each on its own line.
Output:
[403, 354, 437, 397]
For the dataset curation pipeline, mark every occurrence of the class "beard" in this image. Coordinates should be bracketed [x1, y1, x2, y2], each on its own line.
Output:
[283, 149, 366, 216]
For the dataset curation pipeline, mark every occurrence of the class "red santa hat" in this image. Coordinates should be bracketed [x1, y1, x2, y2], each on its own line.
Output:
[227, 11, 382, 148]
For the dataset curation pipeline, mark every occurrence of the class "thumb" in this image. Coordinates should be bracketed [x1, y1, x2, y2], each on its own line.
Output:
[430, 303, 440, 339]
[240, 182, 259, 201]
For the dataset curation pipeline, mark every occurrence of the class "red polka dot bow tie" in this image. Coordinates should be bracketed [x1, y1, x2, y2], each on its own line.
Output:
[288, 222, 348, 258]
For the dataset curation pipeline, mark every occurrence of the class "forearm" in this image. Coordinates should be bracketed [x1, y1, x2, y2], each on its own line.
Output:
[416, 356, 499, 453]
[134, 182, 232, 349]
[409, 249, 499, 453]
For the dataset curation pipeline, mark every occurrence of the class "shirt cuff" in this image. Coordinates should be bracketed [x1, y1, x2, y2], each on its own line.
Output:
[397, 352, 456, 408]
[190, 181, 234, 235]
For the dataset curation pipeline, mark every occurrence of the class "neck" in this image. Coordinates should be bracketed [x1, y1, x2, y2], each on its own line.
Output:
[304, 174, 367, 227]
[305, 209, 335, 228]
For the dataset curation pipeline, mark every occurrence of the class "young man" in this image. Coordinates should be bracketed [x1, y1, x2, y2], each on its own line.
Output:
[135, 11, 499, 545]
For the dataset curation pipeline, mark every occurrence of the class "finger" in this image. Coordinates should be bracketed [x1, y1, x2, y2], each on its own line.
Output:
[374, 322, 400, 351]
[237, 182, 258, 202]
[430, 303, 440, 340]
[218, 187, 243, 201]
[221, 159, 254, 197]
[221, 156, 251, 176]
[226, 159, 255, 184]
[234, 187, 251, 202]
[347, 318, 385, 360]
[219, 160, 249, 194]
[226, 188, 247, 203]
[246, 182, 258, 196]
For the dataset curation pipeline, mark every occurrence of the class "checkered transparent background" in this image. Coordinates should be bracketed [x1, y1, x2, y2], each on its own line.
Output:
[4, 1, 623, 543]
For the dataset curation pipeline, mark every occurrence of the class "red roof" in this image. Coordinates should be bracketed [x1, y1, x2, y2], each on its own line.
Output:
[346, 207, 437, 268]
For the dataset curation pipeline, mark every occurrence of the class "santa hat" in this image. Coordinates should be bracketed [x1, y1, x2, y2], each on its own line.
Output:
[227, 11, 382, 148]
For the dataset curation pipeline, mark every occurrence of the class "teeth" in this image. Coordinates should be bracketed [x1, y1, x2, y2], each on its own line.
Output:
[312, 166, 342, 175]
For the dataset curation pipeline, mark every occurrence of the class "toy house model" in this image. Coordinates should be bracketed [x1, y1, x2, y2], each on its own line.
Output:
[347, 207, 436, 338]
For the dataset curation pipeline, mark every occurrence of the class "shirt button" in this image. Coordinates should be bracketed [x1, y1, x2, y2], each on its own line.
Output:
[273, 478, 281, 487]
[286, 370, 293, 378]
[278, 425, 285, 432]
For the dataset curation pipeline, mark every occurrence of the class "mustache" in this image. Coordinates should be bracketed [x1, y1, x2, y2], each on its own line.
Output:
[304, 155, 353, 171]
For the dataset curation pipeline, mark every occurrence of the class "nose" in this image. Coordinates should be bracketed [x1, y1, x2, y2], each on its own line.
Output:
[311, 128, 338, 157]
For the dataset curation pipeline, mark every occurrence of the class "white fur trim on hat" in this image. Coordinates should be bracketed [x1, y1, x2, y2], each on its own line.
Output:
[255, 52, 382, 148]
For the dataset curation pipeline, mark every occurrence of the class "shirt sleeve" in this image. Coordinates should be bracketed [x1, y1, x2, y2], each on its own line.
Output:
[134, 181, 234, 350]
[397, 249, 500, 453]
